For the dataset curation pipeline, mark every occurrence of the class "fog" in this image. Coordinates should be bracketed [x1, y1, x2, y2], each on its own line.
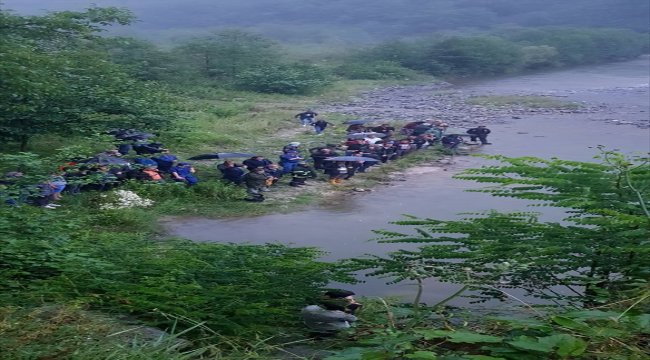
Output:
[1, 0, 648, 44]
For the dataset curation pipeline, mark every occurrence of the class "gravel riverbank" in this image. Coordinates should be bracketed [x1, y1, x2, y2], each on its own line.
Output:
[321, 80, 648, 129]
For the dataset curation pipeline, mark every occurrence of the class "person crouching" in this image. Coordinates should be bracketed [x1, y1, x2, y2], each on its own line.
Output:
[301, 289, 361, 338]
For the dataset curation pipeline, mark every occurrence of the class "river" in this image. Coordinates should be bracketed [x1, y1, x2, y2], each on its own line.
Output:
[164, 57, 650, 306]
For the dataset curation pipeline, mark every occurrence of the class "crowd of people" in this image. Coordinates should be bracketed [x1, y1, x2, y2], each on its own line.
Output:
[214, 113, 492, 202]
[0, 129, 201, 209]
[1, 116, 492, 207]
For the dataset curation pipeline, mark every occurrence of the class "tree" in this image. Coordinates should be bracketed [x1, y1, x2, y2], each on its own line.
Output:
[173, 29, 282, 85]
[95, 37, 177, 81]
[0, 8, 175, 150]
[349, 151, 650, 306]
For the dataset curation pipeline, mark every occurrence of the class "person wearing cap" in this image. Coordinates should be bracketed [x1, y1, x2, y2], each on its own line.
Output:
[289, 161, 317, 187]
[466, 125, 492, 145]
[170, 162, 198, 186]
[295, 109, 318, 127]
[282, 141, 301, 153]
[301, 289, 361, 337]
[279, 146, 304, 174]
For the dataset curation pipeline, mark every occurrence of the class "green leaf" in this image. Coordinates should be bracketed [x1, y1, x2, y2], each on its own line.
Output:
[507, 336, 554, 353]
[538, 334, 587, 357]
[415, 330, 503, 344]
[447, 331, 504, 344]
[629, 314, 650, 334]
[324, 348, 368, 360]
[415, 329, 453, 340]
[551, 316, 593, 335]
[404, 350, 438, 359]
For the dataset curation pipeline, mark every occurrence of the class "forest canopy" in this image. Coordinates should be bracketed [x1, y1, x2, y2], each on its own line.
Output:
[1, 0, 648, 44]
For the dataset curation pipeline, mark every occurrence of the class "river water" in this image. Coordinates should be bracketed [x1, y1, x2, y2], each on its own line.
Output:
[165, 57, 650, 305]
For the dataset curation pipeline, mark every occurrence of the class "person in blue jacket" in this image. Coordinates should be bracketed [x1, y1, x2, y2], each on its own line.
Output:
[170, 162, 198, 186]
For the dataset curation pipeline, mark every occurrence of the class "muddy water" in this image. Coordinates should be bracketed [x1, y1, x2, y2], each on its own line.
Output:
[165, 58, 649, 305]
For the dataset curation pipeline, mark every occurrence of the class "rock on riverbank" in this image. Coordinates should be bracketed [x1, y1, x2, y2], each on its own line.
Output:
[321, 82, 647, 128]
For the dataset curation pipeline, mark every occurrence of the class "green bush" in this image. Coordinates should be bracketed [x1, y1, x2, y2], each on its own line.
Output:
[502, 27, 649, 65]
[427, 36, 523, 76]
[334, 61, 420, 80]
[0, 203, 336, 336]
[233, 63, 331, 94]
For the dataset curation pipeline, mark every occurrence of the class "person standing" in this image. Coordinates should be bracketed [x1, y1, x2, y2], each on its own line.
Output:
[243, 155, 272, 171]
[466, 125, 492, 144]
[242, 167, 270, 202]
[289, 161, 317, 187]
[279, 149, 304, 174]
[295, 109, 318, 127]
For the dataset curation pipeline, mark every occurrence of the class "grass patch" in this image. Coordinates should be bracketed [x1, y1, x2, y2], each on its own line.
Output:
[466, 95, 581, 109]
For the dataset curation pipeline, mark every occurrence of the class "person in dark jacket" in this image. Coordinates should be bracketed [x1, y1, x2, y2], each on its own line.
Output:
[243, 156, 273, 171]
[376, 142, 397, 163]
[312, 119, 334, 135]
[289, 162, 317, 187]
[466, 126, 491, 144]
[310, 147, 339, 170]
[264, 163, 283, 187]
[242, 167, 269, 202]
[295, 109, 318, 126]
[133, 142, 167, 155]
[218, 160, 245, 185]
[370, 124, 395, 137]
[441, 134, 464, 150]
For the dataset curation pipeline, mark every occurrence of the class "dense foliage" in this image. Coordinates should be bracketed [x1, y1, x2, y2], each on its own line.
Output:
[0, 4, 648, 358]
[348, 151, 649, 306]
[0, 203, 336, 337]
[348, 28, 649, 78]
[0, 8, 176, 151]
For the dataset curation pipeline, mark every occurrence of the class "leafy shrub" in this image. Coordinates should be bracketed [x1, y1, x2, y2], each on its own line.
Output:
[45, 235, 333, 335]
[427, 36, 523, 76]
[520, 45, 561, 69]
[233, 63, 331, 94]
[334, 61, 420, 80]
[503, 27, 649, 65]
[324, 303, 650, 360]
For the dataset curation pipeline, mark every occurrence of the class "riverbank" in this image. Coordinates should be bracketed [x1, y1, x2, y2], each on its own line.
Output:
[165, 57, 649, 217]
[164, 57, 649, 303]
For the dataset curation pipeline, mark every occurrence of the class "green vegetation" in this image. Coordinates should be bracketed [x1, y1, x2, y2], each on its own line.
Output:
[466, 95, 581, 110]
[332, 149, 649, 359]
[0, 4, 648, 359]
